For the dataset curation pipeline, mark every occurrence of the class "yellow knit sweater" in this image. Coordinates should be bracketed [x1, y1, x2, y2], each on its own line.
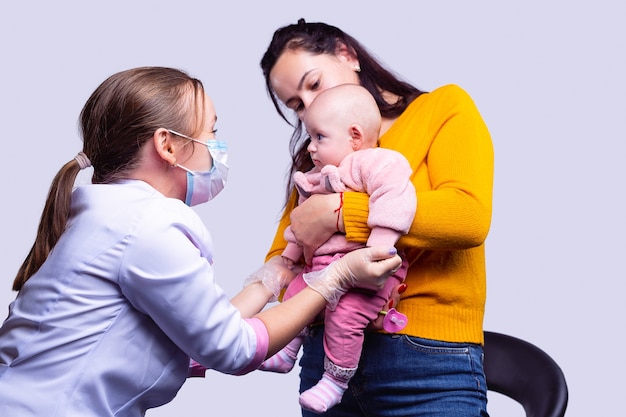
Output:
[266, 84, 493, 345]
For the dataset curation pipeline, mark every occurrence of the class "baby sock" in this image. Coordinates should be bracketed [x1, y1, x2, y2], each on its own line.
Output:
[258, 335, 303, 373]
[299, 373, 348, 413]
[299, 356, 356, 413]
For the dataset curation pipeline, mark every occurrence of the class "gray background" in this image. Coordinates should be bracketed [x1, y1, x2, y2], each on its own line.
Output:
[1, 1, 623, 416]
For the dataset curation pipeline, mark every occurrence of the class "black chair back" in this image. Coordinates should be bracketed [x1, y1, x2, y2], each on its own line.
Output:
[483, 331, 568, 417]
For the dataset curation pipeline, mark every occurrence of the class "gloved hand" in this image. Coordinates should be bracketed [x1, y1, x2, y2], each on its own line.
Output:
[303, 246, 401, 309]
[243, 256, 299, 302]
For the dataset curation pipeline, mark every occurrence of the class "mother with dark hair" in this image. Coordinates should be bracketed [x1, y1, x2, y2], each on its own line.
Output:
[260, 18, 494, 416]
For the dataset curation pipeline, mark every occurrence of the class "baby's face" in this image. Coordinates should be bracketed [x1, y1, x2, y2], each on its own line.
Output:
[304, 111, 355, 168]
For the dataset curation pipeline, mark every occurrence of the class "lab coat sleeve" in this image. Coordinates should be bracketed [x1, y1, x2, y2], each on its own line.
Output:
[118, 204, 268, 375]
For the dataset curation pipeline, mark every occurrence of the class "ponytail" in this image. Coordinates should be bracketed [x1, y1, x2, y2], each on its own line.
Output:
[13, 154, 89, 290]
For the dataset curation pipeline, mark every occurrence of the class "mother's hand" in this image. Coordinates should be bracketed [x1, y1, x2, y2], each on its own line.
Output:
[290, 193, 343, 264]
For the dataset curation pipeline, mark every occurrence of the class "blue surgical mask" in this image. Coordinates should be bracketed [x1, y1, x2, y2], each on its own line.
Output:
[176, 140, 229, 206]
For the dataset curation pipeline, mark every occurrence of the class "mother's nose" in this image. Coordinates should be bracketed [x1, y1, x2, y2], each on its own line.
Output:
[297, 93, 319, 119]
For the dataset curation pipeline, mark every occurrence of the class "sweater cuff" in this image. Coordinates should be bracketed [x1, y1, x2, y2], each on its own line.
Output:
[343, 192, 370, 243]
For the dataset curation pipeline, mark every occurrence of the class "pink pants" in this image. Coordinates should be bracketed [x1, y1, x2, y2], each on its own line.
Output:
[283, 252, 407, 369]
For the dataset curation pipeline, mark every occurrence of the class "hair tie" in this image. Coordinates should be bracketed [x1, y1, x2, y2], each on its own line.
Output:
[75, 152, 92, 170]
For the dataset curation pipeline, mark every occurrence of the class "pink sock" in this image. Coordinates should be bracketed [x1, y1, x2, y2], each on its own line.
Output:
[258, 336, 302, 373]
[258, 349, 297, 373]
[299, 373, 348, 413]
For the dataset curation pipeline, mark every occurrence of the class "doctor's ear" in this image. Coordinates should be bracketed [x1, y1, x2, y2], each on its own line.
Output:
[152, 128, 177, 166]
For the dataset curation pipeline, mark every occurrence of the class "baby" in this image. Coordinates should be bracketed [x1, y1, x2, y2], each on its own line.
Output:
[260, 84, 416, 413]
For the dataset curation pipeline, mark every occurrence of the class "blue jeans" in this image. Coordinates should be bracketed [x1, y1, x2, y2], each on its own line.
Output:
[299, 326, 488, 417]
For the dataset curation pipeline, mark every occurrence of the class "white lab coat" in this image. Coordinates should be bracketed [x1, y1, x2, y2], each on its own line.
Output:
[0, 180, 266, 416]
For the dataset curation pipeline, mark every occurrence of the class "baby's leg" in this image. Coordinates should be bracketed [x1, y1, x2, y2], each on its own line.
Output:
[299, 289, 383, 412]
[299, 355, 356, 413]
[299, 277, 404, 411]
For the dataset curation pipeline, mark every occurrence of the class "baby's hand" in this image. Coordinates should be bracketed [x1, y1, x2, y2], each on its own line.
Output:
[282, 256, 295, 270]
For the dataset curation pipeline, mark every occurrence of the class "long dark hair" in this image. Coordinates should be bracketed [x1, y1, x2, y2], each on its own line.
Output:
[13, 67, 205, 291]
[260, 18, 425, 204]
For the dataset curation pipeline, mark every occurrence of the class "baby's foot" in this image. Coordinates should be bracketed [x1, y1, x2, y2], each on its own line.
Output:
[258, 349, 297, 373]
[299, 374, 346, 413]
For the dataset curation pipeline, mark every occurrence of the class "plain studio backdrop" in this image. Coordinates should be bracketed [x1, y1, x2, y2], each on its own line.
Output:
[1, 1, 623, 416]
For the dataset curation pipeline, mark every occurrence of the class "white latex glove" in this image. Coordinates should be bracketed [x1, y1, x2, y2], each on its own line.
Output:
[303, 246, 402, 309]
[243, 256, 300, 302]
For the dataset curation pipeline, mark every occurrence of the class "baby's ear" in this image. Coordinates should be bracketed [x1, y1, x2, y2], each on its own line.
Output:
[349, 123, 364, 150]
